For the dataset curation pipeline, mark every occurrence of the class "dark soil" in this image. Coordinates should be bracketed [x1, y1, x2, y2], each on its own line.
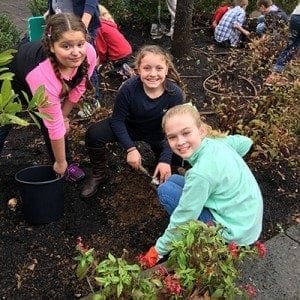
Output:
[0, 22, 299, 299]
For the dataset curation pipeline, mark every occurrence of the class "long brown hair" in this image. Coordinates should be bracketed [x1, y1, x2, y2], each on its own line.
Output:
[42, 13, 94, 100]
[134, 45, 187, 98]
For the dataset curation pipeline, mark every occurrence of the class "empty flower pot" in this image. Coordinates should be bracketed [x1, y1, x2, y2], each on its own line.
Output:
[15, 165, 64, 224]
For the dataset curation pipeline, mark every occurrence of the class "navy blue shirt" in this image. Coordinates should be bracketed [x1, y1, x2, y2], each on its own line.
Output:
[110, 76, 184, 163]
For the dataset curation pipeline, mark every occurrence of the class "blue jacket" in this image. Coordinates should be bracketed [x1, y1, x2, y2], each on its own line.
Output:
[48, 0, 100, 37]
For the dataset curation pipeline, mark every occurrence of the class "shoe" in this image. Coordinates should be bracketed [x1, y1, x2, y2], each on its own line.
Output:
[265, 73, 288, 86]
[118, 63, 135, 79]
[65, 163, 85, 182]
[78, 102, 93, 119]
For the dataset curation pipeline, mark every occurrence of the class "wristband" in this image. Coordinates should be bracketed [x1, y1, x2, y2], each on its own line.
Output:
[127, 147, 137, 153]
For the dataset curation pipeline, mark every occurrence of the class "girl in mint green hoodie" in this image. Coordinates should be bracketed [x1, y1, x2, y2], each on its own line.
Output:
[138, 103, 263, 268]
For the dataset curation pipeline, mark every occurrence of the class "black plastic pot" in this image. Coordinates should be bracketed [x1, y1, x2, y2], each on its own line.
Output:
[15, 165, 64, 224]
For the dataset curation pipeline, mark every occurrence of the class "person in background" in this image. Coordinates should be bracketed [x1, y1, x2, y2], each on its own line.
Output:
[165, 0, 177, 38]
[256, 0, 288, 36]
[214, 0, 250, 47]
[46, 0, 101, 117]
[0, 13, 97, 181]
[81, 45, 185, 198]
[211, 1, 233, 30]
[95, 5, 134, 79]
[137, 104, 263, 268]
[265, 3, 300, 85]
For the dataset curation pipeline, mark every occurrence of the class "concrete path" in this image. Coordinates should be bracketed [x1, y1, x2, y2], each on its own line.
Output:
[240, 224, 300, 299]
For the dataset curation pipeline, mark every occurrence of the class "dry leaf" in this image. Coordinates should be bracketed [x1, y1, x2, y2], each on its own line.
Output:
[7, 198, 18, 211]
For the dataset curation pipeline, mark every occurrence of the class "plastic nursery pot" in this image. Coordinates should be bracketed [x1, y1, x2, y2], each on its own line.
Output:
[15, 165, 64, 225]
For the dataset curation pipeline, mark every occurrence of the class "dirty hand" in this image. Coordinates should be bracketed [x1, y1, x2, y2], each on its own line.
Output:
[153, 162, 171, 183]
[137, 246, 162, 269]
[53, 160, 68, 176]
[126, 148, 142, 170]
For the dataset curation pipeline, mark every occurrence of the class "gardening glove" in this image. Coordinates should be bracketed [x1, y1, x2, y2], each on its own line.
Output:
[137, 246, 162, 269]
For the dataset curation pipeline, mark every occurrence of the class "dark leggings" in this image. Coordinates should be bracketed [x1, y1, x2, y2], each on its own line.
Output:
[86, 118, 165, 159]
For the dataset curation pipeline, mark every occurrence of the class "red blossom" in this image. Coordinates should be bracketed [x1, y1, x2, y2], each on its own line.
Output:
[254, 241, 267, 257]
[164, 274, 182, 295]
[76, 236, 88, 253]
[228, 242, 239, 258]
[155, 265, 168, 277]
[242, 283, 257, 297]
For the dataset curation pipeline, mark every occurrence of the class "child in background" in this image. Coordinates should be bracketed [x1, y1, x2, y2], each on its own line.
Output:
[214, 0, 250, 47]
[138, 104, 263, 267]
[211, 1, 232, 30]
[266, 3, 300, 85]
[95, 5, 134, 78]
[0, 13, 97, 180]
[81, 45, 185, 198]
[256, 0, 288, 36]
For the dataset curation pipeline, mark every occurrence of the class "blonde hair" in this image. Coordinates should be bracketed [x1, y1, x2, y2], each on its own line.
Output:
[99, 5, 115, 22]
[162, 104, 227, 138]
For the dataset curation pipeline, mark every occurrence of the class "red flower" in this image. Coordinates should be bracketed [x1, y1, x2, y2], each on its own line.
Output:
[164, 274, 182, 295]
[243, 283, 257, 297]
[228, 242, 239, 258]
[76, 236, 88, 253]
[254, 241, 267, 257]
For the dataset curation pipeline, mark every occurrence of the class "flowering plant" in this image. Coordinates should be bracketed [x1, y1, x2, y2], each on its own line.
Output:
[74, 221, 266, 299]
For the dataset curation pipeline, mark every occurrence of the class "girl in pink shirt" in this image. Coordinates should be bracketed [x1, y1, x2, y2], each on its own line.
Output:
[0, 13, 97, 179]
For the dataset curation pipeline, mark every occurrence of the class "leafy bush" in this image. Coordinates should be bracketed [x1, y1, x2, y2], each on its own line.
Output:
[27, 0, 48, 16]
[0, 14, 21, 52]
[74, 221, 266, 299]
[0, 49, 49, 127]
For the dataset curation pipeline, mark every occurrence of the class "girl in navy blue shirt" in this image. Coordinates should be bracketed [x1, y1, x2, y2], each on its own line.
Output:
[81, 45, 185, 198]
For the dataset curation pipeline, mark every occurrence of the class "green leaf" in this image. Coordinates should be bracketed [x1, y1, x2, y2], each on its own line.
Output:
[6, 114, 29, 126]
[116, 282, 123, 297]
[211, 288, 224, 298]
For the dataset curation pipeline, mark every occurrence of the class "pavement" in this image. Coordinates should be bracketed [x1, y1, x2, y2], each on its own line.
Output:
[239, 224, 300, 299]
[1, 1, 300, 299]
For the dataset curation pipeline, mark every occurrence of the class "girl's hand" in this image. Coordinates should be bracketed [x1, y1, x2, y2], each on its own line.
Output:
[126, 148, 141, 170]
[153, 162, 171, 183]
[53, 160, 68, 176]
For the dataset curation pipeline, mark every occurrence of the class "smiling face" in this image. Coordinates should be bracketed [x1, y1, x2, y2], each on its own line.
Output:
[138, 53, 168, 92]
[50, 30, 87, 70]
[164, 113, 206, 159]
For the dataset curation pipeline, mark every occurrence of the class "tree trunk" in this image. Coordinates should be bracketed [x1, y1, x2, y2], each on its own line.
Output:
[171, 0, 194, 58]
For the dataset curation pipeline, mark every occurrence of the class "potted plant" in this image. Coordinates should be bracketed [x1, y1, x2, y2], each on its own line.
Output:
[74, 221, 266, 299]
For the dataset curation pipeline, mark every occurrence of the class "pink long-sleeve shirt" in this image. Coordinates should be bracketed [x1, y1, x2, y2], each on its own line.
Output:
[25, 42, 96, 140]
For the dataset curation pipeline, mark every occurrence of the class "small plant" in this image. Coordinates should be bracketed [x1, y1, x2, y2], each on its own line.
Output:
[74, 221, 266, 299]
[0, 49, 49, 127]
[0, 14, 21, 52]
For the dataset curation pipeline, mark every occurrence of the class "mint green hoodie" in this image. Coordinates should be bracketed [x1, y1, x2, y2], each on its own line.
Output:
[155, 135, 263, 255]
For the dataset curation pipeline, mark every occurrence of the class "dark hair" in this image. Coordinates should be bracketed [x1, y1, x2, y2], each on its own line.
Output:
[134, 45, 186, 98]
[42, 13, 94, 100]
[257, 0, 271, 8]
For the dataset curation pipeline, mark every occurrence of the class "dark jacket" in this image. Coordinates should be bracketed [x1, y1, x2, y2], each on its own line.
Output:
[48, 0, 100, 38]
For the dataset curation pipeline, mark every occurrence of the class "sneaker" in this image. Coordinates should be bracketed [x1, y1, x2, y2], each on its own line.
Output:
[65, 163, 85, 182]
[118, 63, 135, 79]
[77, 102, 93, 119]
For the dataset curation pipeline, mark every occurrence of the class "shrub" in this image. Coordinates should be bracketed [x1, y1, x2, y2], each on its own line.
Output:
[27, 0, 48, 16]
[0, 14, 21, 52]
[74, 221, 266, 299]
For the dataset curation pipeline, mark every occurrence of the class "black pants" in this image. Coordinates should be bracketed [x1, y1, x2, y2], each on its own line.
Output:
[85, 118, 182, 166]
